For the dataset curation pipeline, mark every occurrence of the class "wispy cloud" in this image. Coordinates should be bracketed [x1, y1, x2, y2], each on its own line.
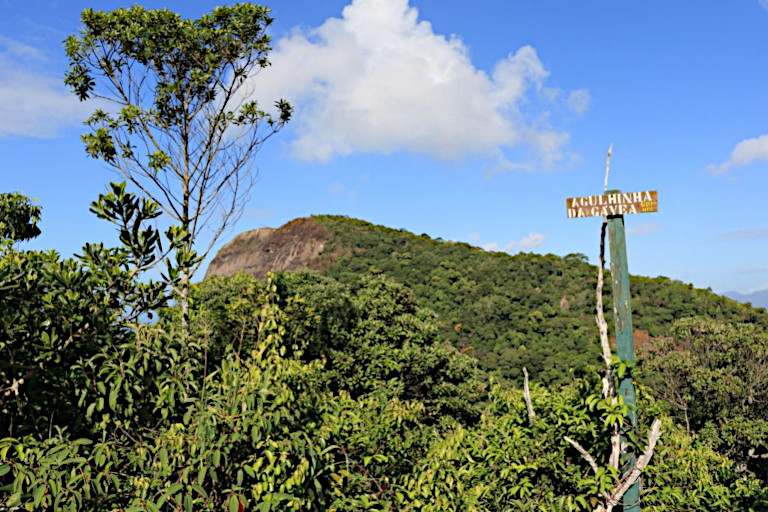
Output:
[627, 222, 661, 236]
[721, 229, 768, 240]
[0, 36, 90, 138]
[514, 233, 547, 251]
[738, 267, 768, 274]
[482, 232, 547, 253]
[760, 0, 768, 12]
[566, 89, 591, 114]
[747, 282, 768, 294]
[468, 233, 480, 242]
[330, 182, 344, 195]
[707, 134, 768, 175]
[247, 0, 582, 170]
[329, 181, 357, 199]
[0, 35, 45, 60]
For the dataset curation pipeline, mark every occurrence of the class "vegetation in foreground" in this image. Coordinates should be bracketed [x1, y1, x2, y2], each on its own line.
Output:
[1, 191, 767, 510]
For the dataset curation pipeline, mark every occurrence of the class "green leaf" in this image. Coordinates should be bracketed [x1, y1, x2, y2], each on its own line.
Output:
[109, 384, 119, 410]
[6, 492, 22, 507]
[184, 494, 193, 512]
[33, 485, 46, 507]
[165, 483, 183, 495]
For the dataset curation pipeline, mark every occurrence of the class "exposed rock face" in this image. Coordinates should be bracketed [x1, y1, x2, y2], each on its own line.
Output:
[205, 218, 335, 279]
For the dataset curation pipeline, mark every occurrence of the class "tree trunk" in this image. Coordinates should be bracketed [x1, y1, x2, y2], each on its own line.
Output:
[180, 266, 190, 336]
[181, 183, 190, 337]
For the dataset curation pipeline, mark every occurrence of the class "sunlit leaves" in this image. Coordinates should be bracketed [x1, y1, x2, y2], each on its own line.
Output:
[0, 193, 41, 242]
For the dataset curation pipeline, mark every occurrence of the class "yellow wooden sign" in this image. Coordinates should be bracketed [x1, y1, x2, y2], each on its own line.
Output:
[566, 190, 658, 218]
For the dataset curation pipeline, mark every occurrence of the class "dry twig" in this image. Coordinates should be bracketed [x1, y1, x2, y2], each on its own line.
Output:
[564, 436, 599, 476]
[523, 367, 535, 424]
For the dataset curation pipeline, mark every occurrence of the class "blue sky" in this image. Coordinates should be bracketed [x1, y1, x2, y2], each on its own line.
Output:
[2, 0, 768, 294]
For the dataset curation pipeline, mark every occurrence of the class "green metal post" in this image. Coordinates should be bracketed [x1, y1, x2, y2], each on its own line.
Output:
[607, 211, 640, 512]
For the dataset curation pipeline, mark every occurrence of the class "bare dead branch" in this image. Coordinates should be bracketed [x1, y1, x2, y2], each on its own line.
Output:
[603, 143, 613, 193]
[596, 221, 613, 381]
[603, 419, 663, 510]
[523, 367, 536, 424]
[596, 144, 621, 470]
[564, 436, 599, 476]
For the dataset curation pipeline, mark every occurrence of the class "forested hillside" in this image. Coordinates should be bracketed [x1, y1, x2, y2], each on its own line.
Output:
[208, 215, 768, 385]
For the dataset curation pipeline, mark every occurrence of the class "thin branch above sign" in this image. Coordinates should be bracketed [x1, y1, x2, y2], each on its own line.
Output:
[566, 191, 658, 218]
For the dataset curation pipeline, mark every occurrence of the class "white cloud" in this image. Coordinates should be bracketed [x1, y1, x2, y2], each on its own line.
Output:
[626, 222, 661, 236]
[468, 233, 480, 242]
[760, 0, 768, 12]
[566, 89, 591, 114]
[508, 232, 547, 251]
[480, 232, 547, 253]
[249, 0, 582, 168]
[0, 37, 90, 138]
[707, 134, 768, 175]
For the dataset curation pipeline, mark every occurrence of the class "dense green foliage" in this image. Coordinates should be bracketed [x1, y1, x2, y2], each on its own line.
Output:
[1, 185, 172, 440]
[643, 318, 768, 479]
[0, 194, 41, 242]
[2, 193, 768, 509]
[313, 215, 768, 385]
[193, 272, 487, 425]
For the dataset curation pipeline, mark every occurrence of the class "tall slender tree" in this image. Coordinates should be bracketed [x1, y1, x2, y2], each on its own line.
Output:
[65, 4, 292, 330]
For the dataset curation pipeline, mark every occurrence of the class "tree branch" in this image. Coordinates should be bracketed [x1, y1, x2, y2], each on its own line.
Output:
[603, 419, 663, 510]
[596, 144, 620, 470]
[523, 367, 536, 424]
[564, 436, 599, 476]
[603, 143, 613, 194]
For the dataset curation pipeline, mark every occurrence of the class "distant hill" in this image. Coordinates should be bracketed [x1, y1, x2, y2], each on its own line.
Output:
[723, 289, 768, 310]
[207, 215, 768, 384]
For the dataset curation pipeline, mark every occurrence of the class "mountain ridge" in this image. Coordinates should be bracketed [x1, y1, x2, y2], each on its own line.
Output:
[206, 215, 768, 383]
[723, 289, 768, 309]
